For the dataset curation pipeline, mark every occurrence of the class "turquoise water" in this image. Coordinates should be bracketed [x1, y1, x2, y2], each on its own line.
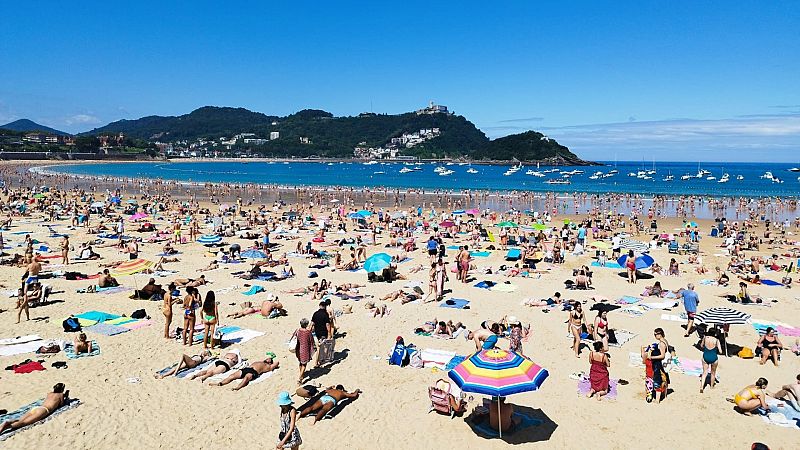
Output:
[46, 160, 800, 198]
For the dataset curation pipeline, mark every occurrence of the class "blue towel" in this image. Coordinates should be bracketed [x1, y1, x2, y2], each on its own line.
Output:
[445, 355, 467, 371]
[439, 298, 470, 309]
[505, 249, 521, 260]
[470, 251, 491, 257]
[470, 412, 542, 438]
[591, 261, 623, 269]
[474, 281, 495, 289]
[242, 285, 265, 295]
[75, 310, 121, 323]
[760, 279, 783, 286]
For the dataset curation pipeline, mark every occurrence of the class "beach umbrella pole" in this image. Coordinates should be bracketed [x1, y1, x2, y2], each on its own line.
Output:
[498, 399, 502, 439]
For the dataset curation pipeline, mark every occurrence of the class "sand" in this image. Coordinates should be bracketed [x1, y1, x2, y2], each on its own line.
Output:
[1, 186, 799, 449]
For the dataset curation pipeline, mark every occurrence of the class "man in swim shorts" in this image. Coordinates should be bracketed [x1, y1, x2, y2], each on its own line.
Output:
[210, 356, 279, 391]
[298, 385, 362, 424]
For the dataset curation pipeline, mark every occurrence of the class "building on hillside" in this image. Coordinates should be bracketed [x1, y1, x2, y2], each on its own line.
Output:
[270, 131, 280, 140]
[416, 101, 450, 115]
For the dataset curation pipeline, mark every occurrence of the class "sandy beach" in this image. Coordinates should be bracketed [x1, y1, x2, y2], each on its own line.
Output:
[1, 165, 799, 449]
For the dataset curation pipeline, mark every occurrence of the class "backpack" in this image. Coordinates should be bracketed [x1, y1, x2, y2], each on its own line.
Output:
[62, 317, 81, 332]
[131, 309, 147, 319]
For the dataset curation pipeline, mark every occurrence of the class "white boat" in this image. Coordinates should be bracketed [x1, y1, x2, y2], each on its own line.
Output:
[545, 178, 571, 185]
[789, 167, 800, 172]
[433, 166, 447, 173]
[663, 174, 674, 181]
[718, 173, 730, 183]
[466, 168, 478, 174]
[399, 167, 413, 173]
[772, 177, 783, 184]
[608, 169, 618, 175]
[373, 171, 385, 175]
[363, 161, 379, 165]
[736, 175, 744, 180]
[438, 169, 455, 176]
[680, 173, 693, 180]
[706, 175, 716, 181]
[588, 174, 600, 180]
[526, 170, 545, 177]
[761, 171, 774, 180]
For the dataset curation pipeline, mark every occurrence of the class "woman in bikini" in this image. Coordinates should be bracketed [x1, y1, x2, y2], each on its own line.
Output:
[182, 286, 200, 346]
[734, 378, 771, 415]
[757, 327, 785, 366]
[155, 350, 213, 379]
[189, 349, 241, 382]
[593, 310, 609, 352]
[700, 327, 722, 393]
[568, 302, 585, 358]
[0, 383, 67, 435]
[162, 282, 178, 338]
[201, 290, 219, 350]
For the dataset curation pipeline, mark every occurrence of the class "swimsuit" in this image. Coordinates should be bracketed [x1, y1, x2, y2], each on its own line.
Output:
[25, 276, 39, 285]
[240, 367, 258, 379]
[319, 394, 338, 406]
[734, 388, 758, 405]
[702, 342, 718, 364]
[215, 360, 231, 371]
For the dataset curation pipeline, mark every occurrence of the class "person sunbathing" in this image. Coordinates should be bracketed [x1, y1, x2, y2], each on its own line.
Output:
[210, 357, 279, 391]
[173, 275, 206, 287]
[155, 350, 213, 378]
[227, 302, 260, 318]
[97, 269, 119, 288]
[189, 350, 241, 382]
[260, 298, 286, 318]
[73, 333, 93, 354]
[0, 383, 68, 436]
[381, 289, 420, 304]
[298, 385, 361, 424]
[773, 374, 800, 412]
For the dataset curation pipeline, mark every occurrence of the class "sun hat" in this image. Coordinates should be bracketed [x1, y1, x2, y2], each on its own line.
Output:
[508, 316, 521, 326]
[276, 391, 294, 406]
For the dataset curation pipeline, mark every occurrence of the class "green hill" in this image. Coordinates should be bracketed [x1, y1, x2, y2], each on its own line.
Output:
[1, 119, 69, 136]
[84, 106, 591, 163]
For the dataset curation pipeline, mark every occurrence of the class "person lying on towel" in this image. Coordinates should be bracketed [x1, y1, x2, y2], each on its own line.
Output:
[298, 385, 361, 424]
[209, 357, 279, 391]
[0, 383, 69, 435]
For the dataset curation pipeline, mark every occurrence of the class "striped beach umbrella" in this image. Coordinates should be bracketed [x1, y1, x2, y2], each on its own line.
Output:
[620, 239, 649, 253]
[197, 234, 222, 246]
[241, 249, 267, 259]
[448, 349, 549, 397]
[695, 307, 751, 325]
[112, 258, 154, 276]
[449, 349, 549, 438]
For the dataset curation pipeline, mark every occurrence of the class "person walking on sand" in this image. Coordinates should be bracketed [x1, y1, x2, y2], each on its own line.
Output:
[678, 283, 699, 337]
[276, 391, 302, 449]
[700, 327, 722, 393]
[293, 318, 316, 384]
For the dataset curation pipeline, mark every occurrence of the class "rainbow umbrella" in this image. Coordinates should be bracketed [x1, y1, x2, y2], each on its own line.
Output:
[112, 258, 154, 276]
[449, 349, 548, 437]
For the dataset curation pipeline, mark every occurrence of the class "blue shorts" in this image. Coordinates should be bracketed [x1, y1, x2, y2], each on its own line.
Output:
[320, 394, 337, 406]
[25, 276, 39, 285]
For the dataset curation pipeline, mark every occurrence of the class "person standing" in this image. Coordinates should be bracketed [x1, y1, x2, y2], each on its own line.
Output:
[587, 341, 610, 400]
[679, 283, 699, 337]
[60, 235, 69, 265]
[646, 328, 671, 403]
[276, 391, 302, 449]
[201, 291, 219, 350]
[700, 327, 721, 393]
[162, 282, 177, 338]
[293, 318, 316, 385]
[625, 250, 637, 284]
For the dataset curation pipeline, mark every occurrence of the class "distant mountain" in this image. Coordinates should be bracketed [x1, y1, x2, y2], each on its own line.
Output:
[84, 106, 592, 163]
[0, 119, 69, 136]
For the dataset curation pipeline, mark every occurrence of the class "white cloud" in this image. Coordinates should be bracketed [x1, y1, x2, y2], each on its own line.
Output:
[65, 114, 102, 125]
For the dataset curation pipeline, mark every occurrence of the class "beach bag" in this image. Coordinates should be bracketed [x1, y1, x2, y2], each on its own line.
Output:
[738, 347, 754, 359]
[62, 317, 81, 332]
[131, 309, 147, 319]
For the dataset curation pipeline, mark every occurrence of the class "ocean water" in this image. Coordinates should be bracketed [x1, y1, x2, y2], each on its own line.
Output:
[45, 160, 800, 198]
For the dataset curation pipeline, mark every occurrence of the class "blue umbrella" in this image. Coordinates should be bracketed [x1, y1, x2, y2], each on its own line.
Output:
[197, 234, 222, 246]
[452, 210, 465, 215]
[363, 253, 392, 273]
[617, 253, 654, 270]
[348, 212, 366, 219]
[356, 210, 373, 217]
[241, 249, 267, 259]
[110, 196, 121, 204]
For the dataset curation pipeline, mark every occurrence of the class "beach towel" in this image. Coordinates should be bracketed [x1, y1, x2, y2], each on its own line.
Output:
[591, 261, 623, 269]
[616, 296, 641, 305]
[470, 251, 491, 257]
[221, 328, 264, 344]
[490, 283, 517, 293]
[577, 377, 619, 400]
[439, 298, 470, 309]
[0, 398, 82, 442]
[660, 314, 687, 322]
[641, 301, 678, 310]
[505, 248, 521, 261]
[699, 279, 717, 286]
[204, 359, 249, 383]
[474, 281, 495, 289]
[672, 357, 706, 377]
[445, 355, 467, 371]
[469, 411, 542, 438]
[84, 322, 130, 336]
[761, 398, 800, 429]
[105, 317, 137, 326]
[75, 310, 121, 324]
[760, 279, 784, 286]
[64, 341, 101, 359]
[242, 285, 265, 296]
[168, 358, 218, 379]
[609, 329, 637, 348]
[628, 352, 646, 368]
[96, 286, 132, 295]
[419, 348, 457, 370]
[618, 306, 646, 317]
[0, 336, 45, 357]
[120, 319, 153, 331]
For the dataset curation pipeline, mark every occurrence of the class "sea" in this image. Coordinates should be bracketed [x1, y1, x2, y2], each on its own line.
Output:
[45, 160, 800, 198]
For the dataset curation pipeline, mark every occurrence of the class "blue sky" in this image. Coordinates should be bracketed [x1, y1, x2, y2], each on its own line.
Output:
[1, 1, 799, 161]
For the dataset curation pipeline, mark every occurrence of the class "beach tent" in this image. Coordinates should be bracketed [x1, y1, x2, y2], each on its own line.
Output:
[448, 349, 548, 438]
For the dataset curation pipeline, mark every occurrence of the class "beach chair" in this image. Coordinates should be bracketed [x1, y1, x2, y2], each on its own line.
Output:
[317, 338, 336, 365]
[688, 242, 700, 254]
[505, 248, 521, 261]
[667, 241, 679, 254]
[709, 228, 718, 237]
[428, 379, 456, 417]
